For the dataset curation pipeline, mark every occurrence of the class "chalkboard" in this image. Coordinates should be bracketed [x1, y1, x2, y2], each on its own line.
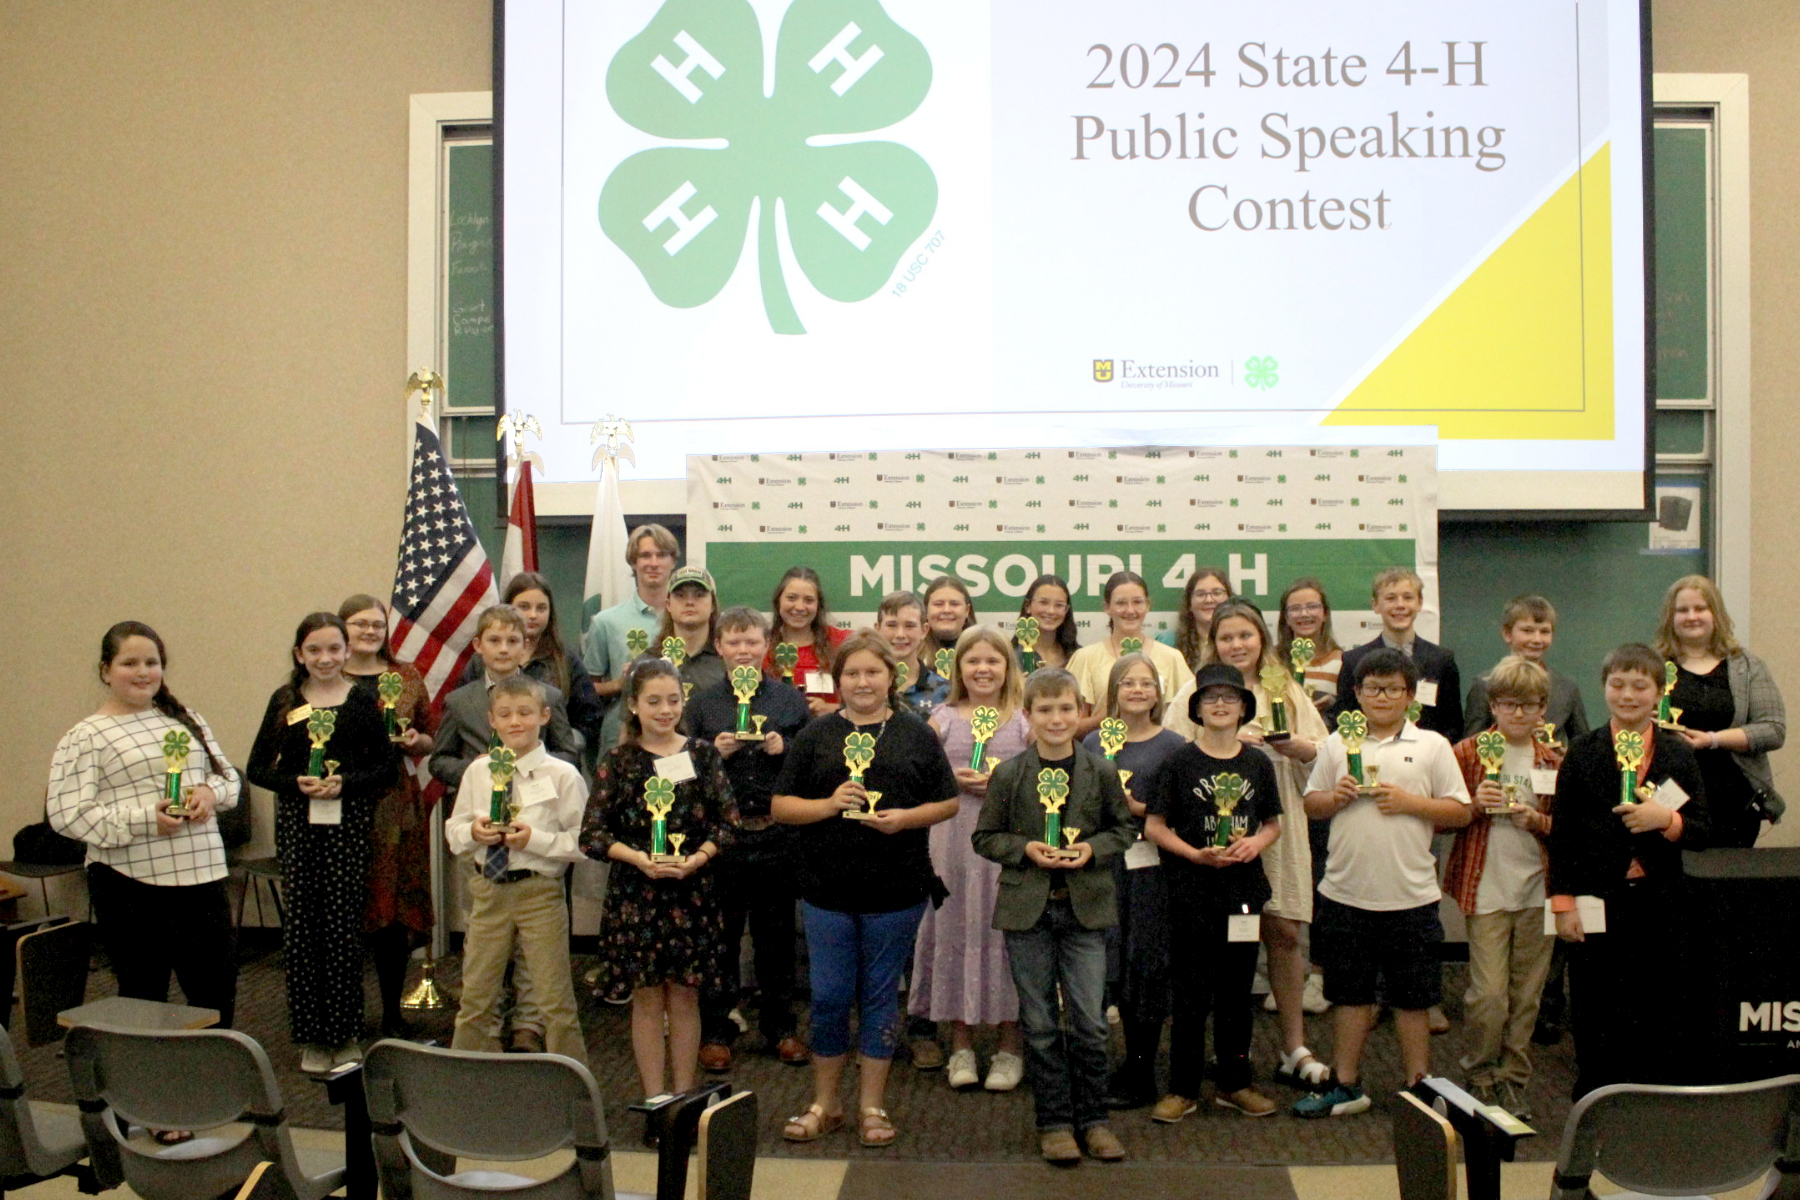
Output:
[445, 140, 495, 412]
[1654, 127, 1709, 401]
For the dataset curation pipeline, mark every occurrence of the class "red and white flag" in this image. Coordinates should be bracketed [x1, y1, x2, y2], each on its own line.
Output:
[389, 415, 499, 707]
[499, 454, 538, 584]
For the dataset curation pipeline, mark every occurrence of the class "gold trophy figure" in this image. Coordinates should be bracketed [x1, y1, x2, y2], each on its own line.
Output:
[1038, 768, 1078, 858]
[161, 730, 192, 817]
[662, 636, 688, 668]
[1097, 718, 1127, 760]
[1258, 662, 1293, 743]
[841, 732, 878, 818]
[377, 671, 404, 738]
[774, 643, 800, 681]
[969, 706, 1000, 772]
[1614, 729, 1649, 806]
[1337, 710, 1374, 791]
[305, 709, 337, 777]
[645, 776, 683, 862]
[1212, 772, 1245, 848]
[667, 833, 687, 861]
[729, 665, 766, 741]
[1117, 768, 1134, 795]
[1016, 617, 1042, 672]
[1062, 828, 1083, 857]
[1289, 637, 1315, 685]
[1533, 721, 1561, 751]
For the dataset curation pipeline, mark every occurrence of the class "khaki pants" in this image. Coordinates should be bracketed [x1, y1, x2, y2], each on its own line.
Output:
[453, 872, 587, 1064]
[1459, 907, 1554, 1087]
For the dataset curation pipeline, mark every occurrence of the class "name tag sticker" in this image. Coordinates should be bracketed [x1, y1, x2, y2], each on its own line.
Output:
[1653, 778, 1691, 811]
[654, 751, 698, 784]
[804, 670, 833, 694]
[308, 799, 343, 826]
[1416, 680, 1439, 707]
[517, 774, 557, 805]
[1227, 913, 1262, 943]
[286, 704, 314, 726]
[1124, 838, 1159, 871]
[1531, 768, 1559, 795]
[1544, 895, 1607, 936]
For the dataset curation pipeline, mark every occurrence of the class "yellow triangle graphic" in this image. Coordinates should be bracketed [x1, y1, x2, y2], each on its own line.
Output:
[1323, 144, 1614, 439]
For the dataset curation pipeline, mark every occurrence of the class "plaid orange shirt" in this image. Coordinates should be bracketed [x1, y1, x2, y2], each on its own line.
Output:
[1443, 732, 1564, 915]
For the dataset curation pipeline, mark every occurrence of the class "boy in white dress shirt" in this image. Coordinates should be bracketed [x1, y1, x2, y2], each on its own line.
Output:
[446, 676, 589, 1062]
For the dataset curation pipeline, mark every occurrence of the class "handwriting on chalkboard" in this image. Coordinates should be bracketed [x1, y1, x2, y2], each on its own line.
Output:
[449, 211, 493, 279]
[452, 299, 494, 338]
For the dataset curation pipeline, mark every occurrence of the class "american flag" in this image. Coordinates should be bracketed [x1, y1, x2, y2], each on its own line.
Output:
[390, 416, 498, 705]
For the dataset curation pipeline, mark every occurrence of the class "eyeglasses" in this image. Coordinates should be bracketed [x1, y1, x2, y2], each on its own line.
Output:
[1199, 692, 1242, 706]
[1194, 588, 1230, 601]
[1285, 602, 1324, 615]
[1357, 684, 1410, 699]
[346, 620, 386, 631]
[1492, 699, 1547, 715]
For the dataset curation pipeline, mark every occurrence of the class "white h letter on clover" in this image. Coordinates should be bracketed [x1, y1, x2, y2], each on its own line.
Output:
[643, 182, 718, 255]
[808, 23, 884, 95]
[817, 177, 892, 251]
[652, 31, 725, 104]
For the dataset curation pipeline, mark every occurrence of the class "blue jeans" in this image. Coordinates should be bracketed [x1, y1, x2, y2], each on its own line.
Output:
[1005, 898, 1110, 1132]
[803, 901, 926, 1060]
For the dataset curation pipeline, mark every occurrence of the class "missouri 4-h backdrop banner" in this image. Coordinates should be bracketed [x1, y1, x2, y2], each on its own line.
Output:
[687, 445, 1440, 641]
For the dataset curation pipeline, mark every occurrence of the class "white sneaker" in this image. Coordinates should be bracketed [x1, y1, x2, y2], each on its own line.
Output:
[334, 1040, 364, 1067]
[946, 1048, 980, 1089]
[300, 1045, 334, 1074]
[984, 1051, 1024, 1092]
[1303, 974, 1332, 1014]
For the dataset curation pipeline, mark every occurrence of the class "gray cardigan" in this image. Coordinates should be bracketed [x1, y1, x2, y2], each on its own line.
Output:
[972, 745, 1135, 931]
[1727, 650, 1787, 822]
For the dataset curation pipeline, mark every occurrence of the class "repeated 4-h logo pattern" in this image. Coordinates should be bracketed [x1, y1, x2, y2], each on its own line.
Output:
[600, 0, 938, 334]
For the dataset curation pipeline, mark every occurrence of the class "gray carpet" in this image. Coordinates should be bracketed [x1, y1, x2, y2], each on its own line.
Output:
[15, 939, 1578, 1165]
[836, 1161, 1298, 1200]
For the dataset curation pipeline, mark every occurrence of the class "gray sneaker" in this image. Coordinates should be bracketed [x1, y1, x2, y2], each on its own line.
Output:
[1495, 1080, 1533, 1123]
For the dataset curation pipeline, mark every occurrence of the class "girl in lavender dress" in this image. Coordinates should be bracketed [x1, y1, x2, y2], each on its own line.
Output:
[910, 626, 1031, 1091]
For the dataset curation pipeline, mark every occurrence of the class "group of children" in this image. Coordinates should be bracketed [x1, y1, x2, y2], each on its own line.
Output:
[64, 520, 1764, 1158]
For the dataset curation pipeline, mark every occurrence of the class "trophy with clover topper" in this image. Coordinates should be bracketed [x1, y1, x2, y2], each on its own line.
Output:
[773, 642, 800, 682]
[1098, 718, 1127, 761]
[377, 671, 404, 739]
[1614, 729, 1652, 807]
[1337, 710, 1376, 791]
[969, 706, 1000, 772]
[625, 627, 650, 657]
[1212, 772, 1246, 849]
[934, 647, 955, 680]
[662, 636, 688, 668]
[840, 732, 880, 820]
[161, 730, 192, 817]
[489, 746, 518, 828]
[894, 660, 910, 693]
[729, 665, 768, 741]
[305, 709, 337, 778]
[1258, 662, 1293, 742]
[1656, 661, 1685, 730]
[1474, 730, 1520, 812]
[1120, 636, 1144, 655]
[1015, 616, 1042, 673]
[644, 776, 685, 863]
[1289, 637, 1316, 686]
[1038, 767, 1080, 859]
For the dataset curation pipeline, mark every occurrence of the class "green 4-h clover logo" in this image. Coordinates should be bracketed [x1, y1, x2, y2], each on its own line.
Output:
[1245, 356, 1279, 390]
[600, 0, 938, 334]
[842, 731, 877, 780]
[1036, 767, 1070, 812]
[1474, 730, 1507, 776]
[160, 730, 191, 770]
[1213, 772, 1245, 815]
[644, 775, 678, 819]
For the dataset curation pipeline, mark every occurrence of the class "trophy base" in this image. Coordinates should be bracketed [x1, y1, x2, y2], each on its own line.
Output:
[649, 852, 687, 865]
[733, 730, 768, 742]
[1655, 720, 1687, 733]
[1356, 783, 1384, 795]
[1047, 847, 1083, 860]
[164, 807, 189, 819]
[1263, 731, 1292, 743]
[841, 810, 876, 821]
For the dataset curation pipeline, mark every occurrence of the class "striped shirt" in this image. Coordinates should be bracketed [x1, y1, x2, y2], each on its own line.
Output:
[47, 710, 240, 886]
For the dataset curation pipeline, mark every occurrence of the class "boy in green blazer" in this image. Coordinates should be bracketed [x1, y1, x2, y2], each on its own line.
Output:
[974, 668, 1134, 1165]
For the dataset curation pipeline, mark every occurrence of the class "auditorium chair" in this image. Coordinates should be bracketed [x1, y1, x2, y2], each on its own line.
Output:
[64, 1023, 344, 1200]
[1549, 1075, 1800, 1199]
[0, 1021, 95, 1196]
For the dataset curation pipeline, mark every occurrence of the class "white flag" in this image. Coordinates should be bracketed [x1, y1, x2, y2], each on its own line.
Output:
[583, 456, 634, 631]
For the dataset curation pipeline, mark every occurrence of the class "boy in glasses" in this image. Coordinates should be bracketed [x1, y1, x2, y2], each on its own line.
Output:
[1443, 657, 1561, 1121]
[1298, 649, 1471, 1117]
